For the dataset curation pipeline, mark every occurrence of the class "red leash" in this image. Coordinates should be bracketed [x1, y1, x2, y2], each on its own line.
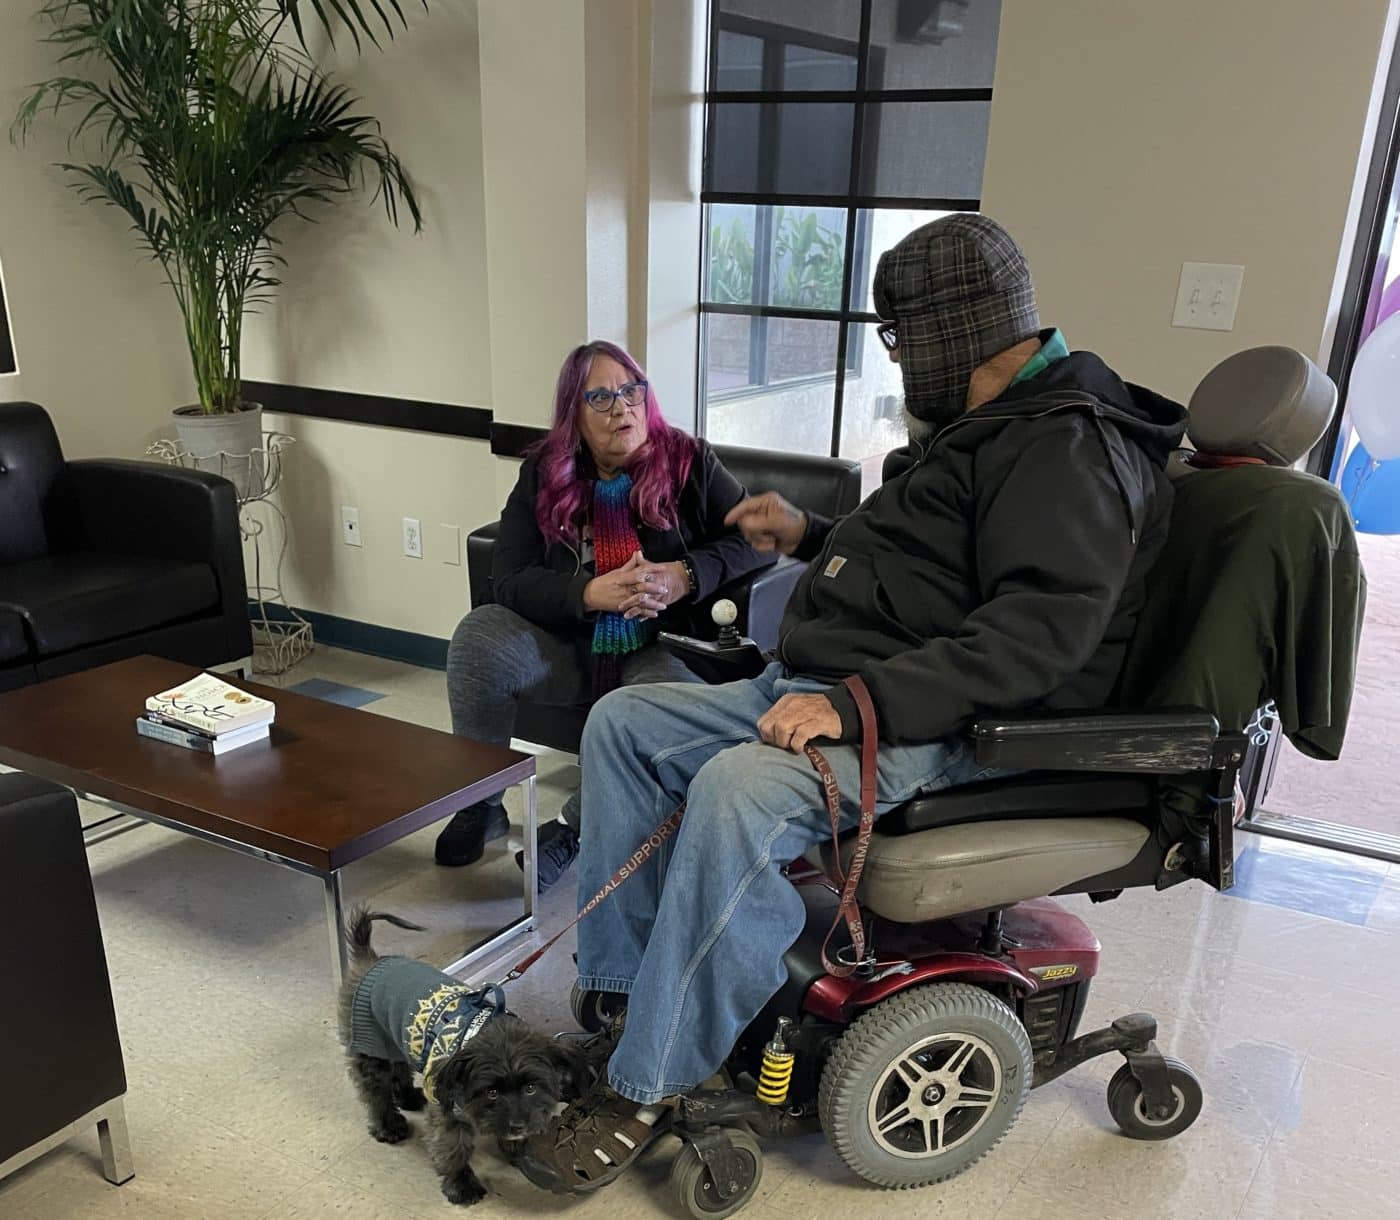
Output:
[806, 675, 879, 978]
[491, 676, 880, 987]
[493, 804, 687, 986]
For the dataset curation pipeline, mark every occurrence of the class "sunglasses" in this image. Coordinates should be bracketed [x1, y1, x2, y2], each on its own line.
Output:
[876, 320, 899, 352]
[582, 380, 648, 412]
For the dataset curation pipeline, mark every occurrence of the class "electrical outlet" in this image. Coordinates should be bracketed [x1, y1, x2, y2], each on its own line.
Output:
[341, 505, 361, 547]
[403, 517, 422, 559]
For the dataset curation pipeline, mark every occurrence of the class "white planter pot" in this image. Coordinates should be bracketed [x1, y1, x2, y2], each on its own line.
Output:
[172, 402, 264, 499]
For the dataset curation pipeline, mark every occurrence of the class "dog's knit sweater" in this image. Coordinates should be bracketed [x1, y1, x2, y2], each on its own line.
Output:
[348, 957, 504, 1101]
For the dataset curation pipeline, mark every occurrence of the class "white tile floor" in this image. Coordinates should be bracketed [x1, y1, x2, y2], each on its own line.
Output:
[3, 646, 1399, 1220]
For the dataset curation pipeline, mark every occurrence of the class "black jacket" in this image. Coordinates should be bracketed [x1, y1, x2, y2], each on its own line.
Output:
[781, 352, 1189, 744]
[1119, 463, 1365, 838]
[492, 439, 773, 634]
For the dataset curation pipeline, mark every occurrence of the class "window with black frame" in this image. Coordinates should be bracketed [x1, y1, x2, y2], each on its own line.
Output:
[699, 0, 1002, 491]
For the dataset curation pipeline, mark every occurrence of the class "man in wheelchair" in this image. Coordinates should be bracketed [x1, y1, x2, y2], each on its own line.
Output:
[518, 216, 1357, 1211]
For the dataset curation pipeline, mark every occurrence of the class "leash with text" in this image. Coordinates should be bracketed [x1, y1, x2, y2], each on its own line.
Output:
[491, 674, 880, 987]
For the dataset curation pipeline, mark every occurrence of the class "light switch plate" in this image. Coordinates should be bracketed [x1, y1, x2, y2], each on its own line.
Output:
[1173, 262, 1245, 331]
[439, 524, 461, 566]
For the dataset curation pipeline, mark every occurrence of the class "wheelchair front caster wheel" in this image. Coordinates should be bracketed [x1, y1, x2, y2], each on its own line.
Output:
[1107, 1057, 1202, 1140]
[669, 1131, 763, 1219]
[569, 980, 625, 1033]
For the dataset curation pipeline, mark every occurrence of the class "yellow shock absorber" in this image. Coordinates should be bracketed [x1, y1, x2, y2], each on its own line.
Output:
[756, 1017, 795, 1106]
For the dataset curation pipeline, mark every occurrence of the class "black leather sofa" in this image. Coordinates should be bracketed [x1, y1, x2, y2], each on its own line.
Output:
[466, 443, 863, 753]
[0, 402, 252, 691]
[0, 773, 133, 1188]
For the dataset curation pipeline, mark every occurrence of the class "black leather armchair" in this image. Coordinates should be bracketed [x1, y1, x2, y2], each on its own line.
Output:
[466, 444, 862, 753]
[0, 402, 252, 691]
[0, 773, 133, 1189]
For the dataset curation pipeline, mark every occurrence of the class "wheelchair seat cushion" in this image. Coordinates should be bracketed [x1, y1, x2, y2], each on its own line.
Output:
[813, 817, 1152, 923]
[879, 772, 1156, 836]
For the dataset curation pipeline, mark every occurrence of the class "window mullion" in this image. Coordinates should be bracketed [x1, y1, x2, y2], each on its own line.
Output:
[827, 0, 873, 460]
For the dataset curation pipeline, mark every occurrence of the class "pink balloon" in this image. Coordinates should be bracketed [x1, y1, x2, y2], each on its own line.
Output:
[1379, 276, 1400, 326]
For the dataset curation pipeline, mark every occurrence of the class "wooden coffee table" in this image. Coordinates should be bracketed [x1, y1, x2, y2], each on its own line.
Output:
[0, 656, 538, 987]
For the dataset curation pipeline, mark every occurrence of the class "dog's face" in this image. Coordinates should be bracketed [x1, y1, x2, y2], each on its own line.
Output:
[432, 1018, 585, 1145]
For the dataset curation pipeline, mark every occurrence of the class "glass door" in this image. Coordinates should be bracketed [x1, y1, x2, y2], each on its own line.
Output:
[1247, 32, 1400, 862]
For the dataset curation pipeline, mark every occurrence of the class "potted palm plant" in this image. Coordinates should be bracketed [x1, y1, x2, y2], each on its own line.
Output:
[14, 0, 424, 495]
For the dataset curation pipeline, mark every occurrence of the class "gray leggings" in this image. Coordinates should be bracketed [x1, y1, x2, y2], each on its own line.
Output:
[445, 603, 700, 829]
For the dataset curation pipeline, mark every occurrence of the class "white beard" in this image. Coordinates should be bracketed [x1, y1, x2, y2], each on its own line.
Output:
[902, 403, 935, 441]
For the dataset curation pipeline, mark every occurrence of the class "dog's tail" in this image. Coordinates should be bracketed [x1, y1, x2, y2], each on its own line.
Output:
[345, 907, 427, 964]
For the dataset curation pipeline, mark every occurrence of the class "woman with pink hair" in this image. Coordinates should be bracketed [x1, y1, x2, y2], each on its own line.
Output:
[438, 340, 771, 889]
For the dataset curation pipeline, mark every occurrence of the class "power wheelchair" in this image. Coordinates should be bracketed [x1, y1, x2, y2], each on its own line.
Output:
[569, 346, 1346, 1218]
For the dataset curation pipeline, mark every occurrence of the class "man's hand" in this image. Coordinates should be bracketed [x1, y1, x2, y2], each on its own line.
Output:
[724, 492, 807, 555]
[758, 693, 842, 753]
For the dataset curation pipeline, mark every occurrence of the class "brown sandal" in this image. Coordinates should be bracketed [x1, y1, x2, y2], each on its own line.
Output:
[519, 1090, 671, 1193]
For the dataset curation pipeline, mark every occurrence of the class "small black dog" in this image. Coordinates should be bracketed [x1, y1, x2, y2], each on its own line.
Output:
[337, 909, 588, 1206]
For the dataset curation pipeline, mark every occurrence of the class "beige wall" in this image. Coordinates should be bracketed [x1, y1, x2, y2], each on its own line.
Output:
[981, 0, 1394, 404]
[0, 7, 194, 457]
[242, 3, 497, 639]
[254, 416, 501, 639]
[643, 0, 708, 432]
[245, 9, 493, 407]
[245, 0, 662, 639]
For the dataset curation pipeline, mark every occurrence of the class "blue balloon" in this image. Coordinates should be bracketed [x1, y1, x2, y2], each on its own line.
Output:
[1341, 440, 1400, 534]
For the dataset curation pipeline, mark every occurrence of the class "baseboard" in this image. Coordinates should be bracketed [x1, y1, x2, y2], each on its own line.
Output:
[252, 603, 449, 669]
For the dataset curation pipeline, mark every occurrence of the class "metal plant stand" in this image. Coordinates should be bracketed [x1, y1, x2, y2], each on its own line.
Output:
[148, 433, 313, 675]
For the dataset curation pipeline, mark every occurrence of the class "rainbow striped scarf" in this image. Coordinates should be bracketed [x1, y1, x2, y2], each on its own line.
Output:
[590, 473, 648, 695]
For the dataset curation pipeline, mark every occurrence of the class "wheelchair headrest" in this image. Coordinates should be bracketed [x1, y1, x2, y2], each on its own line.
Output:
[1187, 346, 1336, 466]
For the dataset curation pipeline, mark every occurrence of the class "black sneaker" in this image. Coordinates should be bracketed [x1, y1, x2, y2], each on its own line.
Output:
[515, 820, 580, 892]
[434, 804, 510, 867]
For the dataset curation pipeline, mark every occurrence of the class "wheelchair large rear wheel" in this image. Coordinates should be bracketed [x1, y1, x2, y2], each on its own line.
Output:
[818, 982, 1033, 1189]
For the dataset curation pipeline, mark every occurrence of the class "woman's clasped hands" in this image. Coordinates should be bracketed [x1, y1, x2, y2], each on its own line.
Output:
[583, 551, 690, 620]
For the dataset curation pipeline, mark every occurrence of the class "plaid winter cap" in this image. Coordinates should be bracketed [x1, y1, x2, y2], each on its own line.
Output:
[873, 214, 1040, 423]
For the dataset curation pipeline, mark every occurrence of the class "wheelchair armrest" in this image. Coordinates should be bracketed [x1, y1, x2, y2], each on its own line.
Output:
[969, 708, 1224, 774]
[658, 631, 768, 685]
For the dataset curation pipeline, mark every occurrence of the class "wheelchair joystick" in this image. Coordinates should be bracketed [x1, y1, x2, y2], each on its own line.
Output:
[712, 598, 741, 649]
[658, 601, 767, 682]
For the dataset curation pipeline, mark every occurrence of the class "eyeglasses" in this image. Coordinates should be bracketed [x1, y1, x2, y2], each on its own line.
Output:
[582, 380, 648, 412]
[876, 320, 899, 352]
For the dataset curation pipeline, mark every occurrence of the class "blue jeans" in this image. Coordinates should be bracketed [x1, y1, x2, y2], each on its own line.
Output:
[575, 663, 989, 1104]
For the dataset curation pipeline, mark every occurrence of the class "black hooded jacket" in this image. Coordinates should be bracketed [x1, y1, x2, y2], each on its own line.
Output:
[781, 351, 1189, 744]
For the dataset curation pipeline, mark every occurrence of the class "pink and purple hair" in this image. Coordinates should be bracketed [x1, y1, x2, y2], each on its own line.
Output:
[528, 340, 697, 545]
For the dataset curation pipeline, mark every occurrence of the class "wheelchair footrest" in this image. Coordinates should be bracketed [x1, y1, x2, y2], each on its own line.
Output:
[678, 1090, 770, 1130]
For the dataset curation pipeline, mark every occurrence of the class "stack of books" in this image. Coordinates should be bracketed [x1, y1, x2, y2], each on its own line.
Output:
[137, 672, 276, 756]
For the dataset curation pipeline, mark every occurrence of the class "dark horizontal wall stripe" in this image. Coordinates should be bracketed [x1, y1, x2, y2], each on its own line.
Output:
[701, 191, 981, 211]
[244, 381, 492, 440]
[709, 88, 994, 104]
[254, 602, 449, 670]
[490, 421, 548, 458]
